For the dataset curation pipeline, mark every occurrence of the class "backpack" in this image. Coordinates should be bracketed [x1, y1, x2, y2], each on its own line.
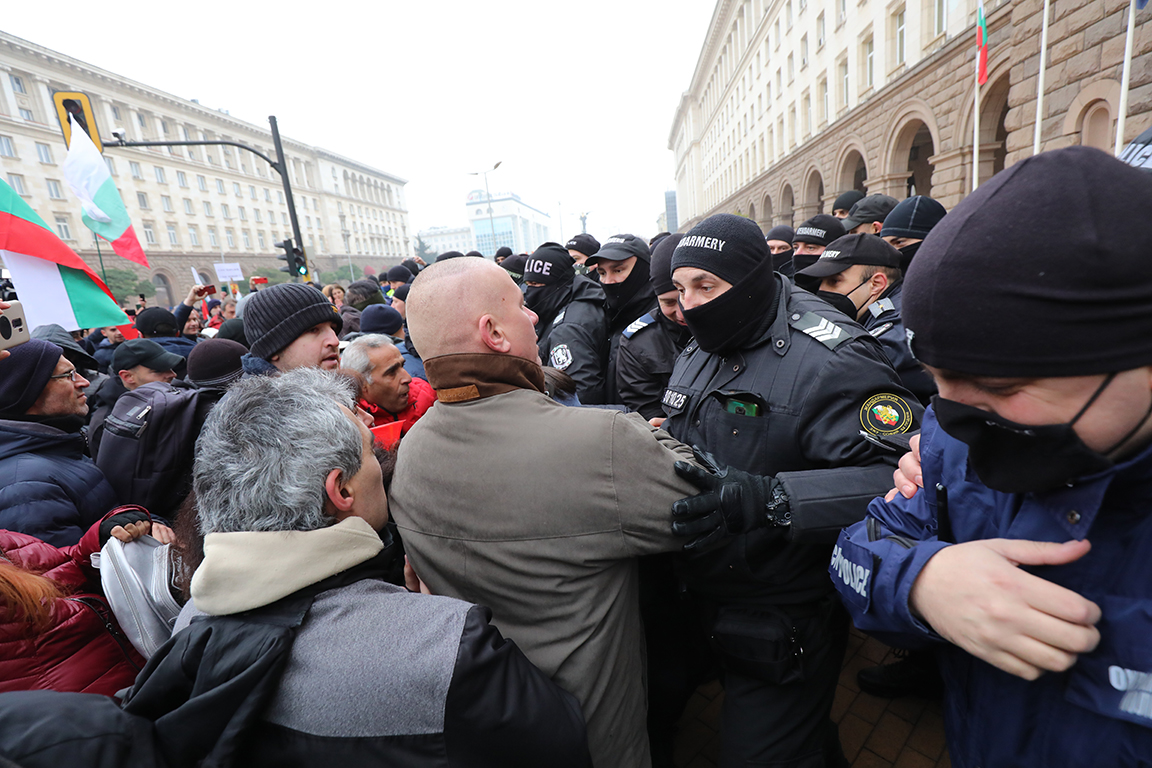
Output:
[96, 382, 207, 518]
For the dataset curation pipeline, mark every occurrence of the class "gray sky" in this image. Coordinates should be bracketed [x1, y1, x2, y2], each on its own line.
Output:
[4, 0, 715, 244]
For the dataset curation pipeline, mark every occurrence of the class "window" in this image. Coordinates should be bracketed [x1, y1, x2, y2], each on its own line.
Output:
[55, 217, 72, 241]
[894, 9, 906, 65]
[249, 185, 257, 200]
[305, 216, 311, 228]
[313, 199, 319, 211]
[137, 113, 146, 128]
[221, 204, 231, 219]
[233, 182, 241, 196]
[105, 157, 116, 176]
[0, 136, 15, 157]
[838, 0, 847, 24]
[264, 188, 271, 202]
[168, 224, 179, 245]
[803, 93, 812, 136]
[281, 212, 288, 225]
[161, 121, 169, 135]
[216, 179, 225, 194]
[184, 199, 194, 215]
[786, 0, 793, 28]
[130, 162, 143, 179]
[19, 108, 34, 122]
[268, 210, 276, 223]
[254, 209, 262, 223]
[277, 191, 284, 204]
[864, 36, 875, 89]
[776, 69, 783, 94]
[817, 13, 826, 47]
[226, 229, 236, 248]
[208, 227, 218, 247]
[203, 201, 213, 216]
[9, 74, 26, 94]
[197, 175, 207, 191]
[188, 226, 200, 246]
[801, 36, 809, 68]
[819, 77, 830, 124]
[934, 0, 946, 37]
[177, 171, 188, 187]
[155, 167, 167, 183]
[840, 58, 850, 107]
[112, 105, 121, 120]
[182, 127, 190, 141]
[143, 223, 156, 244]
[36, 143, 53, 164]
[46, 180, 64, 199]
[7, 174, 26, 195]
[238, 206, 247, 221]
[788, 54, 795, 82]
[137, 192, 150, 209]
[257, 231, 266, 249]
[161, 195, 173, 212]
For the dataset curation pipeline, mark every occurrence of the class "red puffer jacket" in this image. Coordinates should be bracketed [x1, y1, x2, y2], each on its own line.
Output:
[0, 516, 145, 696]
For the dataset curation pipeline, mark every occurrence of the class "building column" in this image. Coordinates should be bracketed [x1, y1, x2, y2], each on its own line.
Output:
[863, 172, 912, 200]
[0, 64, 16, 118]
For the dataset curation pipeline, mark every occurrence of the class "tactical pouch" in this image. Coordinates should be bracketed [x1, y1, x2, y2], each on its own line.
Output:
[710, 605, 804, 684]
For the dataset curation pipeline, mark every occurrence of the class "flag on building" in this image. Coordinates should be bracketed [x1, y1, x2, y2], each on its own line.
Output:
[61, 113, 149, 268]
[976, 1, 989, 85]
[0, 177, 128, 331]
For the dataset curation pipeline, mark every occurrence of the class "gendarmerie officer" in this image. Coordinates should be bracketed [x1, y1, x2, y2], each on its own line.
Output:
[585, 235, 656, 405]
[662, 213, 923, 767]
[616, 234, 693, 420]
[524, 243, 609, 404]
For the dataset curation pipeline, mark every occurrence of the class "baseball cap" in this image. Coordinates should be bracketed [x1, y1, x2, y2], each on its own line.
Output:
[796, 233, 903, 278]
[584, 234, 650, 266]
[841, 194, 900, 231]
[112, 338, 184, 373]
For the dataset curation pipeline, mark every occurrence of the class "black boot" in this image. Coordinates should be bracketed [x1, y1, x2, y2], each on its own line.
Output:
[856, 648, 943, 699]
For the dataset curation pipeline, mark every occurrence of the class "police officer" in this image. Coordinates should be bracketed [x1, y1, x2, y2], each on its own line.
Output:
[566, 233, 601, 277]
[585, 234, 656, 405]
[833, 146, 1152, 768]
[879, 194, 946, 272]
[662, 213, 922, 767]
[616, 233, 693, 419]
[525, 242, 609, 404]
[797, 233, 936, 404]
[790, 214, 846, 292]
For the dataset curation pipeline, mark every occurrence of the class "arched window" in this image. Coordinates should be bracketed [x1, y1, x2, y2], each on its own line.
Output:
[1081, 101, 1113, 153]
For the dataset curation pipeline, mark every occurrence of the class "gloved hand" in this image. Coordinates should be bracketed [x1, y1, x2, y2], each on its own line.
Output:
[98, 506, 152, 546]
[671, 452, 790, 553]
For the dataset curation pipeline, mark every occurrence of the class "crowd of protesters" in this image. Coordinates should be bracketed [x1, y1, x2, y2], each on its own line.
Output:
[0, 146, 1149, 768]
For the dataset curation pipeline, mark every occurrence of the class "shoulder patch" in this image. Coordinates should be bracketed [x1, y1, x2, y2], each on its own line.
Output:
[623, 313, 655, 339]
[868, 321, 895, 338]
[791, 311, 850, 351]
[549, 344, 574, 371]
[859, 393, 914, 436]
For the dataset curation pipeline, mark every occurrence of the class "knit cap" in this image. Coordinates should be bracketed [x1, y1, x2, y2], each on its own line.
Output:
[360, 305, 404, 335]
[0, 339, 63, 416]
[649, 233, 684, 295]
[671, 214, 769, 286]
[244, 283, 343, 360]
[881, 196, 947, 240]
[187, 339, 248, 389]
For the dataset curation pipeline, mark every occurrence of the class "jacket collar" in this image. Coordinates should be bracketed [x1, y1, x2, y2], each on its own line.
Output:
[241, 353, 280, 378]
[423, 353, 547, 403]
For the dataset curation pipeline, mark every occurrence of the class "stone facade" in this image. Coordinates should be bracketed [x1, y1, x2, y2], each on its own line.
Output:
[0, 30, 411, 307]
[671, 0, 1152, 232]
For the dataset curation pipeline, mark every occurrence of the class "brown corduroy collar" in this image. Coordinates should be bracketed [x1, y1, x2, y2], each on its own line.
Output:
[423, 353, 547, 404]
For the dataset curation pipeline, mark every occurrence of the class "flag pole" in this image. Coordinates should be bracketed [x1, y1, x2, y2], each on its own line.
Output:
[973, 62, 981, 191]
[1116, 0, 1139, 156]
[94, 236, 107, 284]
[1033, 0, 1051, 155]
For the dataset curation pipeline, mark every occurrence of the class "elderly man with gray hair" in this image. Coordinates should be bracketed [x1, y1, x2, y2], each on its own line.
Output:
[341, 334, 435, 435]
[118, 368, 589, 768]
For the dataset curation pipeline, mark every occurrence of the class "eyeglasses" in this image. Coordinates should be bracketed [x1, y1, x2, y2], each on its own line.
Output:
[49, 369, 82, 382]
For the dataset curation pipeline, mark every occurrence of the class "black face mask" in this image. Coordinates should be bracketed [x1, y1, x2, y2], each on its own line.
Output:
[933, 373, 1152, 494]
[681, 257, 778, 356]
[525, 282, 571, 336]
[601, 261, 651, 320]
[816, 278, 869, 321]
[771, 248, 795, 275]
[897, 241, 921, 272]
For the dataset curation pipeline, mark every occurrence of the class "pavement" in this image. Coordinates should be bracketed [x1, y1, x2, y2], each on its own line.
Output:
[673, 626, 950, 768]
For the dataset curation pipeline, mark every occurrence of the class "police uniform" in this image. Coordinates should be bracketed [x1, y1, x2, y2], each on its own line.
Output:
[616, 309, 692, 420]
[536, 276, 609, 405]
[860, 282, 936, 404]
[664, 276, 922, 767]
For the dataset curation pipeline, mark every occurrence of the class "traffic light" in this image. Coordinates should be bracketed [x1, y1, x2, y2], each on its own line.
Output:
[52, 92, 102, 153]
[276, 239, 297, 277]
[293, 247, 308, 278]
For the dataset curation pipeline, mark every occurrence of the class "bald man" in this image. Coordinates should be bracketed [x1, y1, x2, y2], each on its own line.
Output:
[388, 258, 702, 768]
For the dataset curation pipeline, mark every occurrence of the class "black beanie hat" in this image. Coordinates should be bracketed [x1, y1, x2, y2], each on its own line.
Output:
[216, 318, 249, 348]
[401, 258, 421, 275]
[245, 283, 343, 360]
[500, 252, 529, 276]
[566, 233, 600, 258]
[524, 243, 575, 285]
[187, 339, 248, 389]
[386, 265, 413, 283]
[495, 246, 514, 260]
[904, 146, 1152, 378]
[436, 251, 466, 262]
[833, 190, 866, 212]
[765, 225, 795, 244]
[671, 213, 769, 286]
[391, 283, 411, 302]
[361, 304, 405, 335]
[881, 195, 947, 240]
[0, 339, 63, 416]
[649, 233, 684, 295]
[792, 214, 846, 247]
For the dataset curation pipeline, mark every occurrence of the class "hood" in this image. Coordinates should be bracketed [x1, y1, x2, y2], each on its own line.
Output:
[30, 324, 98, 371]
[241, 353, 280, 378]
[191, 516, 384, 615]
[0, 419, 86, 463]
[89, 373, 128, 411]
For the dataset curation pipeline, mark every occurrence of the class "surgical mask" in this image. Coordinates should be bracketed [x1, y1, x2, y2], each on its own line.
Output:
[816, 278, 869, 320]
[897, 241, 921, 271]
[933, 373, 1152, 494]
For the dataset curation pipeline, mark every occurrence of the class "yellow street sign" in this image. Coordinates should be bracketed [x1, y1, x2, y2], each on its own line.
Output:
[52, 91, 102, 153]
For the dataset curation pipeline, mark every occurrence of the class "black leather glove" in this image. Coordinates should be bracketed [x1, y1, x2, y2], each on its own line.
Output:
[671, 453, 790, 554]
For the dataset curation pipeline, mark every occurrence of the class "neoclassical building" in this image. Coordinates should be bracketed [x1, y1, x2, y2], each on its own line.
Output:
[670, 0, 1152, 231]
[0, 30, 411, 305]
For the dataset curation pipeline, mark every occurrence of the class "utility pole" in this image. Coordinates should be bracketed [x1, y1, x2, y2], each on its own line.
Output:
[579, 212, 591, 234]
[469, 162, 502, 257]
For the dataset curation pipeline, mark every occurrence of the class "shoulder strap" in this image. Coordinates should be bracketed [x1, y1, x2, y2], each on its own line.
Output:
[623, 312, 655, 339]
[789, 311, 851, 351]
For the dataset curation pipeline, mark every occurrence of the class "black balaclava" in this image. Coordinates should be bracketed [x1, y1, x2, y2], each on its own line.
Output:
[589, 234, 653, 332]
[523, 243, 576, 336]
[764, 224, 795, 275]
[671, 214, 778, 355]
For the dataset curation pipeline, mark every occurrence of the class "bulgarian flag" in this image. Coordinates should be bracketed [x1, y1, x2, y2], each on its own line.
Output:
[976, 1, 989, 85]
[0, 178, 128, 330]
[62, 114, 149, 268]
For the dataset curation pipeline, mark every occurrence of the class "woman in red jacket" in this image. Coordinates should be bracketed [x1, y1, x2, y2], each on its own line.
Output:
[0, 511, 158, 696]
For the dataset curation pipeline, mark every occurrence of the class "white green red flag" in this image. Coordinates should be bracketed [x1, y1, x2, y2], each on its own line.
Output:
[976, 1, 989, 85]
[62, 114, 149, 268]
[0, 177, 128, 330]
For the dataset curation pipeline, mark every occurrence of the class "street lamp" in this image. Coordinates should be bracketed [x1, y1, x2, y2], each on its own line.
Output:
[469, 161, 502, 257]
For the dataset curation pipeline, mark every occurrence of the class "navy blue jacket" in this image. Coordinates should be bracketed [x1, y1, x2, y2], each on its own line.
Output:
[833, 406, 1152, 767]
[0, 420, 119, 547]
[860, 283, 936, 405]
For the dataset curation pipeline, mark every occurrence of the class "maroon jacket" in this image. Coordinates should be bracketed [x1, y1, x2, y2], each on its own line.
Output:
[0, 516, 145, 696]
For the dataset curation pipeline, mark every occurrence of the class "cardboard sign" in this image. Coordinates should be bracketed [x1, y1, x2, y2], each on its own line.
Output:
[213, 263, 244, 282]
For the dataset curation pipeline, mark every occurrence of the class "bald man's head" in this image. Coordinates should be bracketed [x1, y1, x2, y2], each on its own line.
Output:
[408, 258, 541, 364]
